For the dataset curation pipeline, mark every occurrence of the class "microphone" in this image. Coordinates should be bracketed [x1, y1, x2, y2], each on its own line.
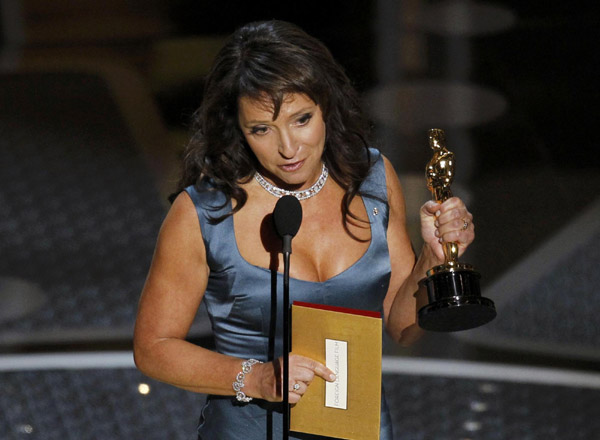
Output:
[273, 195, 303, 254]
[272, 195, 302, 440]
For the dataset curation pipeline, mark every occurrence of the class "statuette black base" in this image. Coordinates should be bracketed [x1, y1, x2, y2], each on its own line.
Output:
[418, 268, 496, 332]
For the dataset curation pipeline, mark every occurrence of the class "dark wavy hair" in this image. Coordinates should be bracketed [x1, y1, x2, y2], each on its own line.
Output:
[174, 20, 375, 230]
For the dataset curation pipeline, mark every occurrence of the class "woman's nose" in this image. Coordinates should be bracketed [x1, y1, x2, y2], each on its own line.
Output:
[278, 131, 298, 159]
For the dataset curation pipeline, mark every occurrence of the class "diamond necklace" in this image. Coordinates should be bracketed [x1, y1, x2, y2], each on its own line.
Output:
[254, 163, 328, 200]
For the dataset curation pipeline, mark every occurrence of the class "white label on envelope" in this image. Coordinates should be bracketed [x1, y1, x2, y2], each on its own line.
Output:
[325, 339, 348, 410]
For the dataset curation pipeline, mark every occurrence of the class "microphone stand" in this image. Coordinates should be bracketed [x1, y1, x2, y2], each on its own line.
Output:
[282, 238, 292, 440]
[272, 194, 302, 440]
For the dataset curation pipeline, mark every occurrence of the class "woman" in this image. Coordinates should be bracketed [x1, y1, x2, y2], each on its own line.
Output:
[133, 20, 475, 439]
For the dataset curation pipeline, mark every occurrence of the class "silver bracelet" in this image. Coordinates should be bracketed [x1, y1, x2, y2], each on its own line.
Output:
[232, 358, 262, 402]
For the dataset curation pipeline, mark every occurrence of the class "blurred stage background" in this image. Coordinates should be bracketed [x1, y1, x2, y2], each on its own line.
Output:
[1, 1, 599, 439]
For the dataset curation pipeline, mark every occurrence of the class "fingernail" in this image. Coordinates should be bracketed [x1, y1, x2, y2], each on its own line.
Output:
[434, 220, 439, 227]
[438, 238, 443, 243]
[435, 211, 441, 217]
[329, 373, 336, 381]
[434, 229, 439, 237]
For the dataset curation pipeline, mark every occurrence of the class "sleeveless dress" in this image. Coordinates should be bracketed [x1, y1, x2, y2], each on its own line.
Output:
[186, 149, 393, 440]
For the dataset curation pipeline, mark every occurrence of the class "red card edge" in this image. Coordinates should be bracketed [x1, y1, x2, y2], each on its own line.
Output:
[292, 301, 381, 319]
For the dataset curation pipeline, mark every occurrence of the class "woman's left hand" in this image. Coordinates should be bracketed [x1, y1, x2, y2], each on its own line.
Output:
[420, 197, 475, 262]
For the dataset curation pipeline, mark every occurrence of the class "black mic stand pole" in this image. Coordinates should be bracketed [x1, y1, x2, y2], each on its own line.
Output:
[273, 194, 302, 440]
[282, 237, 291, 440]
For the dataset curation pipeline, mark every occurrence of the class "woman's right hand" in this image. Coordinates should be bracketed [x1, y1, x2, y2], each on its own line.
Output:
[252, 354, 336, 404]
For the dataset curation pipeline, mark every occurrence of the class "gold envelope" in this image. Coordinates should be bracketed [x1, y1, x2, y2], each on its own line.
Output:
[290, 301, 382, 440]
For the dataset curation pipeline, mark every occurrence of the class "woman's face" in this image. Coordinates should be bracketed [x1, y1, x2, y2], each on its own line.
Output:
[238, 93, 326, 190]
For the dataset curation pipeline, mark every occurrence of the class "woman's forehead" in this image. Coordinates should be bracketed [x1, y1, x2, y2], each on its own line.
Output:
[238, 93, 315, 121]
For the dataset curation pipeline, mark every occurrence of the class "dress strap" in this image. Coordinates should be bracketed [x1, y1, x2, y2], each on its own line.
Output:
[360, 148, 388, 202]
[185, 180, 234, 270]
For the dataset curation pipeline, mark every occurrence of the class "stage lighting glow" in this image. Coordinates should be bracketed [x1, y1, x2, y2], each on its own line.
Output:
[478, 382, 499, 394]
[138, 383, 151, 395]
[469, 401, 489, 412]
[463, 420, 482, 432]
[17, 424, 34, 434]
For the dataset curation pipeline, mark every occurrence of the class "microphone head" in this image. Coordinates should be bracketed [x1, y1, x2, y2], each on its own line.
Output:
[273, 195, 303, 238]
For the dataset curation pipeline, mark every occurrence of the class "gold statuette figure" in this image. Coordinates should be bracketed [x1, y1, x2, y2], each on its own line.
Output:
[418, 128, 496, 332]
[426, 129, 460, 267]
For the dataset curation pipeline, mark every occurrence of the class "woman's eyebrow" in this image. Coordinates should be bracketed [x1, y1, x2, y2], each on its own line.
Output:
[242, 106, 315, 126]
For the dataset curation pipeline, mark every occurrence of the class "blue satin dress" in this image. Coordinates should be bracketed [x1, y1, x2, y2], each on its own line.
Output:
[186, 149, 393, 439]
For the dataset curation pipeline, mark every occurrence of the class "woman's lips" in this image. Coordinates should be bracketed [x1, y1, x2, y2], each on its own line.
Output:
[279, 160, 304, 172]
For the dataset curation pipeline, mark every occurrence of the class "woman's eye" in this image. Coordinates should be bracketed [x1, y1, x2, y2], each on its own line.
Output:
[296, 113, 312, 126]
[250, 126, 268, 135]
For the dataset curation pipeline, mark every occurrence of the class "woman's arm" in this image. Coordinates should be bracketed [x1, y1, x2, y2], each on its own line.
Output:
[381, 157, 475, 345]
[133, 192, 247, 395]
[133, 192, 333, 402]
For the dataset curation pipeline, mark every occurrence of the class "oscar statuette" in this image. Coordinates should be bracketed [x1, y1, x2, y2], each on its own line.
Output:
[418, 128, 496, 332]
